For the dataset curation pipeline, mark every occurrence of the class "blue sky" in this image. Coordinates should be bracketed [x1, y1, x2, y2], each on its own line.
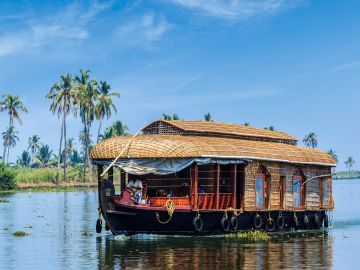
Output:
[0, 0, 359, 170]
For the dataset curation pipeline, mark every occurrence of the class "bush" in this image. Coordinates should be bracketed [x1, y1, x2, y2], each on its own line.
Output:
[0, 163, 16, 190]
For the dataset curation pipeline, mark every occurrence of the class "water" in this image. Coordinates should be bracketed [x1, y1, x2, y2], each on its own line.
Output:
[0, 180, 359, 269]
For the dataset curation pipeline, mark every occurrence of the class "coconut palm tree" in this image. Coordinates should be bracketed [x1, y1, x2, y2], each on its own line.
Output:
[327, 149, 338, 164]
[2, 125, 19, 164]
[46, 74, 77, 183]
[99, 120, 129, 141]
[16, 151, 31, 167]
[95, 81, 120, 143]
[303, 132, 318, 149]
[244, 122, 250, 126]
[27, 135, 42, 156]
[204, 113, 213, 122]
[264, 126, 275, 131]
[74, 70, 99, 181]
[162, 113, 180, 120]
[70, 150, 83, 165]
[345, 157, 355, 172]
[0, 94, 28, 127]
[33, 145, 54, 168]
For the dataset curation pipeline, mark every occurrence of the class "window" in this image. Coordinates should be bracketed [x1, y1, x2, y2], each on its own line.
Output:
[279, 176, 285, 209]
[293, 174, 305, 208]
[256, 175, 265, 207]
[321, 178, 331, 207]
[293, 177, 301, 208]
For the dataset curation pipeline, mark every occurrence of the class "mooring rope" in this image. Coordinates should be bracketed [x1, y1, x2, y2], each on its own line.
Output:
[156, 199, 175, 224]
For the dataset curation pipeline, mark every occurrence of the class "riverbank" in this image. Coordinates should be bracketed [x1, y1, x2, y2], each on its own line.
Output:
[0, 182, 97, 193]
[334, 171, 360, 180]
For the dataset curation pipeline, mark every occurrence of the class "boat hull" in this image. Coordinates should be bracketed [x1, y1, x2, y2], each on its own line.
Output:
[103, 202, 328, 235]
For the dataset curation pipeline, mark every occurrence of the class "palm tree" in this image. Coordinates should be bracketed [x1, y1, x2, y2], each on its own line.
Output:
[2, 125, 19, 164]
[0, 94, 28, 127]
[303, 132, 318, 149]
[244, 122, 250, 126]
[16, 151, 31, 167]
[264, 126, 275, 131]
[95, 81, 120, 143]
[162, 113, 180, 120]
[204, 113, 213, 122]
[327, 149, 338, 164]
[70, 150, 83, 165]
[33, 145, 54, 168]
[99, 120, 129, 141]
[74, 69, 99, 181]
[28, 135, 42, 155]
[46, 74, 76, 183]
[345, 157, 355, 172]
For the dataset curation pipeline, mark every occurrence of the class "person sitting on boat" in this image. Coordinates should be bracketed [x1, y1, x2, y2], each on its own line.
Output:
[127, 178, 143, 204]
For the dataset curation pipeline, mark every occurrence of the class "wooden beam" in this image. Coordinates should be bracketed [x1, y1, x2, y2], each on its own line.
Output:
[214, 164, 220, 210]
[120, 170, 126, 191]
[191, 163, 198, 208]
[232, 164, 237, 209]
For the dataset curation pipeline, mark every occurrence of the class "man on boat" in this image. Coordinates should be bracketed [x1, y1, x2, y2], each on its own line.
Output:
[127, 177, 143, 204]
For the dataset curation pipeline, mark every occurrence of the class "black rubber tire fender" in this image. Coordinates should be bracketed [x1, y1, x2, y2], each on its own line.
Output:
[96, 218, 103, 233]
[221, 217, 230, 232]
[193, 217, 204, 232]
[276, 215, 285, 230]
[265, 218, 276, 232]
[253, 214, 263, 230]
[314, 213, 322, 229]
[324, 214, 329, 228]
[304, 214, 311, 230]
[230, 216, 239, 231]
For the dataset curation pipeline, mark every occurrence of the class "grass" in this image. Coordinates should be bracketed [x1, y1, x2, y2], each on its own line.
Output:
[12, 231, 30, 237]
[333, 171, 360, 180]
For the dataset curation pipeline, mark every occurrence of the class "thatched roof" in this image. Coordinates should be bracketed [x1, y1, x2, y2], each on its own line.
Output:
[90, 134, 335, 166]
[142, 120, 297, 144]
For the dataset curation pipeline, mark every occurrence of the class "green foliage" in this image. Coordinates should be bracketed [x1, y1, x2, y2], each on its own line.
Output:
[303, 132, 318, 149]
[264, 126, 275, 131]
[0, 162, 16, 190]
[230, 230, 271, 241]
[162, 113, 180, 120]
[33, 145, 54, 168]
[204, 113, 213, 122]
[16, 150, 31, 167]
[13, 231, 30, 237]
[244, 122, 250, 126]
[99, 120, 129, 141]
[345, 157, 356, 172]
[327, 149, 338, 164]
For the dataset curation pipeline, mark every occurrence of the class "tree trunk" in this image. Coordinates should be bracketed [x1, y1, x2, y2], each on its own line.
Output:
[63, 106, 67, 183]
[57, 119, 64, 185]
[2, 147, 6, 164]
[97, 117, 103, 143]
[83, 122, 88, 182]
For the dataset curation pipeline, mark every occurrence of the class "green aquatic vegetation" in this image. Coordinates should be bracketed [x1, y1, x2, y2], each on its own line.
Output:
[24, 225, 33, 229]
[3, 228, 9, 231]
[13, 231, 30, 237]
[236, 230, 271, 241]
[0, 199, 10, 203]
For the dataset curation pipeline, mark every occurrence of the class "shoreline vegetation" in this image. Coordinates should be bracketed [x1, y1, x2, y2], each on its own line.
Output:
[333, 171, 360, 180]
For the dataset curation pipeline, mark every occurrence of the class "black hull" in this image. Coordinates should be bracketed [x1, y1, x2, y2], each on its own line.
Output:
[103, 203, 328, 235]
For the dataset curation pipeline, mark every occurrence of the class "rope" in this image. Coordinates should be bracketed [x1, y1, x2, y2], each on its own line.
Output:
[226, 207, 243, 217]
[156, 199, 175, 224]
[267, 211, 273, 224]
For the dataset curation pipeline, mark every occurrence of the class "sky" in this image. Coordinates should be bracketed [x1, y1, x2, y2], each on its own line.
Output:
[0, 0, 359, 171]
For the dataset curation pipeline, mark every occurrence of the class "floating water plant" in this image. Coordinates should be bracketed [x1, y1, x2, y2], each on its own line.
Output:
[24, 225, 33, 229]
[0, 199, 9, 203]
[236, 230, 271, 241]
[13, 231, 30, 237]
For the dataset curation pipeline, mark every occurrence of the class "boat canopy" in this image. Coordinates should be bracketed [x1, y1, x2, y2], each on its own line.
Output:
[92, 157, 246, 175]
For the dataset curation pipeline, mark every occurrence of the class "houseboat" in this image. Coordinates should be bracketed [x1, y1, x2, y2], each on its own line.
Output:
[90, 120, 335, 235]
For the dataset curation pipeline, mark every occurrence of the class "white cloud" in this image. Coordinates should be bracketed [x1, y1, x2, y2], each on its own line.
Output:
[115, 13, 172, 48]
[0, 1, 112, 57]
[168, 0, 306, 20]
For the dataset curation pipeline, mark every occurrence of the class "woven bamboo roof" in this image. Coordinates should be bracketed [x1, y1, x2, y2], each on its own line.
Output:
[142, 120, 298, 144]
[90, 134, 335, 166]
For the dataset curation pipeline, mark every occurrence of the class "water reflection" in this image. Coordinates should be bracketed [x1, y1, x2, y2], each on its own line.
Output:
[96, 232, 333, 270]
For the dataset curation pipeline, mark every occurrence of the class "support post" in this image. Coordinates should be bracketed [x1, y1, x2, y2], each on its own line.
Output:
[191, 163, 198, 208]
[120, 170, 126, 192]
[108, 167, 114, 183]
[97, 165, 103, 206]
[231, 164, 237, 209]
[214, 164, 220, 210]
